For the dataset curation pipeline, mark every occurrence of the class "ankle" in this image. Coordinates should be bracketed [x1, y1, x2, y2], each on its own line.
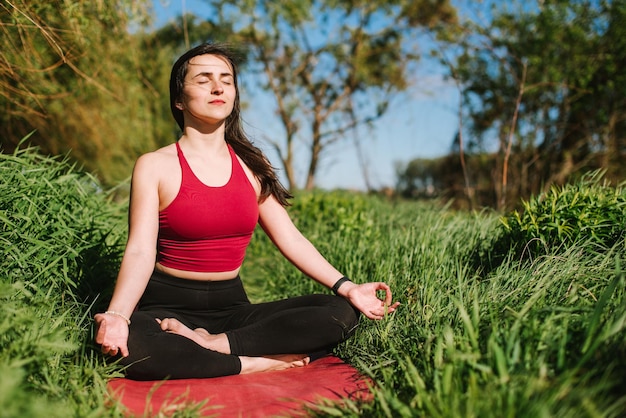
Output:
[208, 333, 231, 355]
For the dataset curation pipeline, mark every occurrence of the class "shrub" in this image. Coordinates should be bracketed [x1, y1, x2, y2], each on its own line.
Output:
[498, 171, 626, 261]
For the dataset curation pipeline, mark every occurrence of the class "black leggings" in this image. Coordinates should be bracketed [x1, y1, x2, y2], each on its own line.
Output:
[119, 271, 360, 380]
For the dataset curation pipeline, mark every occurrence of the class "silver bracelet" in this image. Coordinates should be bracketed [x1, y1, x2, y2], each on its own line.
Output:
[105, 310, 131, 325]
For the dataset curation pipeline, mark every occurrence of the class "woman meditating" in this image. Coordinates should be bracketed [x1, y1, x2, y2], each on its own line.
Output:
[94, 42, 399, 380]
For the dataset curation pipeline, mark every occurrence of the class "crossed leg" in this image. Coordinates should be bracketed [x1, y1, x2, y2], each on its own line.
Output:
[157, 317, 310, 374]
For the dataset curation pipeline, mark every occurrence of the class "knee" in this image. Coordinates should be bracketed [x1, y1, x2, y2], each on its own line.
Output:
[331, 296, 360, 333]
[119, 355, 161, 381]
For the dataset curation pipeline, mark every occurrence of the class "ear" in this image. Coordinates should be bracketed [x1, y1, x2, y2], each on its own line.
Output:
[175, 101, 184, 110]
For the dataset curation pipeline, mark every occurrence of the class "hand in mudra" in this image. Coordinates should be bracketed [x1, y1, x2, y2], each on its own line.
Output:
[94, 313, 129, 357]
[344, 282, 400, 320]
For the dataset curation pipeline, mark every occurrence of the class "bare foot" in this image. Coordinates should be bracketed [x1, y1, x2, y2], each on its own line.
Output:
[157, 318, 231, 354]
[239, 354, 310, 374]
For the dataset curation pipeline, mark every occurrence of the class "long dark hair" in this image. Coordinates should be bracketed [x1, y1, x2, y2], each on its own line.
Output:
[169, 43, 292, 205]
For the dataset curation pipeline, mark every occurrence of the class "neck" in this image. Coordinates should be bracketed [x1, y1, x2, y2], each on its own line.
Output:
[180, 129, 228, 153]
[182, 119, 227, 143]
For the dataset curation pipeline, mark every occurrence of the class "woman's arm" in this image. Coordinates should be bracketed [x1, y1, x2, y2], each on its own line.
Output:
[258, 195, 343, 288]
[94, 153, 161, 357]
[258, 195, 399, 319]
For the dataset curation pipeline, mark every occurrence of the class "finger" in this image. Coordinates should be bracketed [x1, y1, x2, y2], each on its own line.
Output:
[120, 344, 130, 358]
[103, 343, 122, 356]
[363, 309, 377, 320]
[382, 286, 393, 306]
[366, 309, 384, 320]
[384, 301, 401, 313]
[374, 282, 393, 304]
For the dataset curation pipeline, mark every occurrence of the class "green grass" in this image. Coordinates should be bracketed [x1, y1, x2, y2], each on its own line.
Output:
[0, 146, 127, 417]
[2, 146, 625, 417]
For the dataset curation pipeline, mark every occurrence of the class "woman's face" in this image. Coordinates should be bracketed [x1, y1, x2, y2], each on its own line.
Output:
[177, 54, 236, 127]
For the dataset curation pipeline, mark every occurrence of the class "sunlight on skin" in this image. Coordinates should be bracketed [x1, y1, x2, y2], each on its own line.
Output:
[239, 355, 310, 374]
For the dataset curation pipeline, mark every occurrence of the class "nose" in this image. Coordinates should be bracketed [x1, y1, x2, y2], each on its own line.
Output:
[212, 81, 224, 95]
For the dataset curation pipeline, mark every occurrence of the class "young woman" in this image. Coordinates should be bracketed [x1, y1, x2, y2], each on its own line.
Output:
[94, 43, 399, 380]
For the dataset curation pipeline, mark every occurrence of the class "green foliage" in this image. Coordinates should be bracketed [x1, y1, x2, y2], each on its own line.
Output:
[246, 190, 625, 417]
[439, 0, 626, 208]
[0, 146, 127, 416]
[289, 190, 377, 236]
[3, 148, 625, 416]
[352, 249, 626, 418]
[499, 171, 626, 261]
[244, 190, 391, 299]
[0, 145, 127, 302]
[0, 0, 180, 186]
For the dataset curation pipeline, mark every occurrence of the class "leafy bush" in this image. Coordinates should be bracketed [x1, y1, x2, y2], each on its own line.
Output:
[499, 171, 626, 261]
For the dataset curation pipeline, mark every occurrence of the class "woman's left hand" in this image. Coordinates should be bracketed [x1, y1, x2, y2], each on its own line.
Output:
[343, 282, 400, 320]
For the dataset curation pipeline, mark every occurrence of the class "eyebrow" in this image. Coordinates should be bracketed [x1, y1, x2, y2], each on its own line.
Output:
[192, 71, 233, 79]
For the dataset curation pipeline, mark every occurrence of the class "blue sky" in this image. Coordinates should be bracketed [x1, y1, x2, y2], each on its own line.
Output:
[152, 0, 459, 190]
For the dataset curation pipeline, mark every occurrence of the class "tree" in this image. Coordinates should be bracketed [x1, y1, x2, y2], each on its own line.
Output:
[395, 158, 440, 198]
[0, 0, 156, 185]
[198, 0, 457, 190]
[442, 0, 626, 208]
[0, 2, 240, 187]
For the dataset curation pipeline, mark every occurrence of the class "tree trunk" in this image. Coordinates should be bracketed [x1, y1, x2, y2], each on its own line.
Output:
[305, 129, 322, 190]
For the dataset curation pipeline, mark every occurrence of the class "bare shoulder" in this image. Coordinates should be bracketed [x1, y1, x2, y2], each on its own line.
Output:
[133, 144, 178, 177]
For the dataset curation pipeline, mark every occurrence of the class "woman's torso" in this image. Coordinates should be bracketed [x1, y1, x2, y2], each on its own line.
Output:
[153, 140, 261, 281]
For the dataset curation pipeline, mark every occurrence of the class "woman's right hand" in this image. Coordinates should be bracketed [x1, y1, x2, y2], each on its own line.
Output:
[94, 313, 130, 357]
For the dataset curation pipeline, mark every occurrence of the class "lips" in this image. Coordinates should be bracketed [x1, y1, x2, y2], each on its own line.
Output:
[210, 100, 226, 105]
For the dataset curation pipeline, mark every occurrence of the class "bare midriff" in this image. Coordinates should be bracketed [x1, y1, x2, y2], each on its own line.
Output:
[155, 262, 241, 281]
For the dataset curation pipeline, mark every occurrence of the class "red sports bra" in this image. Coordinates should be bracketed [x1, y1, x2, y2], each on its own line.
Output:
[157, 142, 259, 272]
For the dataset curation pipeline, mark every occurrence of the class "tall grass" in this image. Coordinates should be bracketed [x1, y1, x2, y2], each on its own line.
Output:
[1, 146, 127, 416]
[246, 190, 626, 417]
[2, 147, 625, 416]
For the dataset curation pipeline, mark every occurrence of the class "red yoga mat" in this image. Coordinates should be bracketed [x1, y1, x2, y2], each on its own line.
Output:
[107, 356, 373, 417]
